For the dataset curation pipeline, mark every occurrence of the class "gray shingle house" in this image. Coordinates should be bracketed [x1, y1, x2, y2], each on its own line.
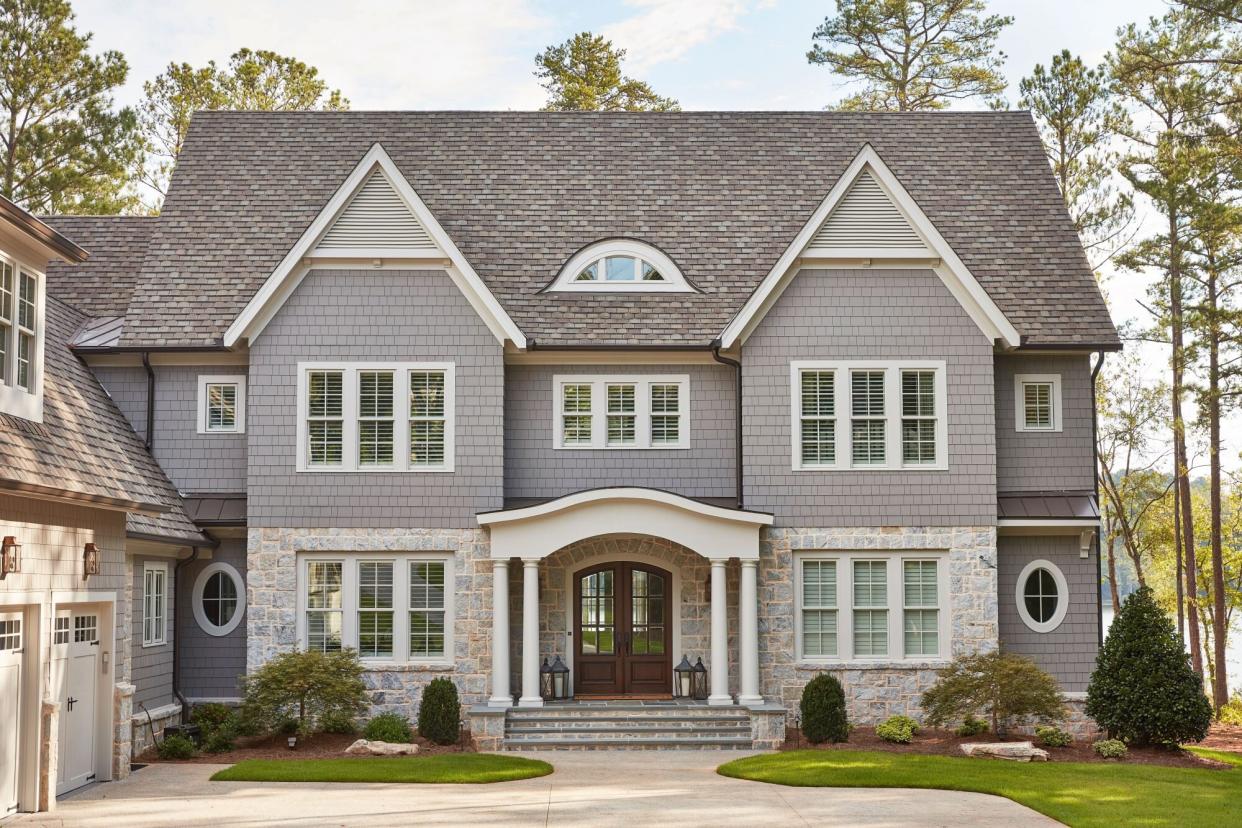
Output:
[3, 109, 1116, 808]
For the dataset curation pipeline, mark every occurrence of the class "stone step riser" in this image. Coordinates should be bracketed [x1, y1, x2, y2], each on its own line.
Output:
[506, 716, 748, 725]
[506, 728, 752, 738]
[507, 724, 751, 733]
[503, 739, 752, 751]
[508, 710, 748, 720]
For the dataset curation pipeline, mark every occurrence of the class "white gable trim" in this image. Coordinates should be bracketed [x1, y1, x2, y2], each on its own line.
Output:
[719, 145, 1020, 349]
[223, 143, 526, 348]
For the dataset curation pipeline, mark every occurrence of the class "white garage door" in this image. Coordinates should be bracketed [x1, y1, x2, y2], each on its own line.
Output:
[0, 611, 23, 816]
[54, 612, 100, 796]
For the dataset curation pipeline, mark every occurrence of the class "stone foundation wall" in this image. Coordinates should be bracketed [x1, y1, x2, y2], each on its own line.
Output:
[760, 527, 998, 724]
[130, 702, 183, 757]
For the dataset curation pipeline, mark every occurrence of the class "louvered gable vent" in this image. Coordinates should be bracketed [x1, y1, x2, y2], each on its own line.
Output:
[315, 169, 439, 252]
[808, 168, 929, 253]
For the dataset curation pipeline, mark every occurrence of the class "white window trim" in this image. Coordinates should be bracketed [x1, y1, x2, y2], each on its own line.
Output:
[548, 240, 693, 293]
[552, 374, 690, 450]
[197, 374, 247, 434]
[191, 562, 246, 637]
[142, 561, 168, 647]
[0, 251, 45, 423]
[795, 551, 950, 664]
[1015, 559, 1069, 633]
[295, 552, 456, 667]
[295, 361, 455, 472]
[790, 361, 947, 471]
[1014, 373, 1062, 433]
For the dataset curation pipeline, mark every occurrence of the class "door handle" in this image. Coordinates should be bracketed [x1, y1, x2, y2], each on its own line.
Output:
[67, 696, 77, 711]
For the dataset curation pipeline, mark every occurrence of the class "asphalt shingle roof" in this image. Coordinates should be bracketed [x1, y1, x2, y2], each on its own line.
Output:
[0, 295, 205, 544]
[41, 216, 155, 318]
[78, 111, 1116, 349]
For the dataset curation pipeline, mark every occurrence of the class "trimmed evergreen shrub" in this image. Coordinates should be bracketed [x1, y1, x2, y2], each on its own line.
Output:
[921, 650, 1066, 736]
[157, 733, 196, 760]
[1093, 738, 1128, 759]
[240, 649, 368, 736]
[800, 674, 849, 744]
[319, 710, 358, 734]
[191, 702, 238, 753]
[418, 678, 461, 746]
[1035, 725, 1072, 748]
[363, 712, 413, 743]
[1085, 587, 1212, 746]
[875, 715, 918, 743]
[954, 715, 988, 737]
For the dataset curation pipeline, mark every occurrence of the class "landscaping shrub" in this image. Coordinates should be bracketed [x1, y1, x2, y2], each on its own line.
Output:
[158, 732, 196, 760]
[1086, 587, 1213, 746]
[1035, 725, 1072, 748]
[364, 712, 413, 743]
[1220, 693, 1242, 726]
[319, 710, 358, 734]
[954, 715, 988, 737]
[800, 674, 850, 744]
[921, 650, 1066, 737]
[875, 715, 918, 744]
[418, 677, 461, 746]
[191, 702, 238, 753]
[240, 649, 367, 737]
[202, 729, 236, 754]
[1093, 738, 1128, 759]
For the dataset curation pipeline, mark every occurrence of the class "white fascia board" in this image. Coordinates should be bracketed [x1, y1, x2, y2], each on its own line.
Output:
[477, 487, 774, 528]
[223, 143, 526, 349]
[719, 144, 1021, 349]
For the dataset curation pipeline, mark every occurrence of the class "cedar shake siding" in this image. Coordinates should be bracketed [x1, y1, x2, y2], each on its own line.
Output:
[177, 539, 247, 700]
[742, 268, 996, 527]
[246, 269, 504, 529]
[131, 556, 175, 709]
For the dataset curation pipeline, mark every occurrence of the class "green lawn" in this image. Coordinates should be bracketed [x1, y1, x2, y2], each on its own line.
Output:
[210, 753, 553, 784]
[717, 749, 1241, 828]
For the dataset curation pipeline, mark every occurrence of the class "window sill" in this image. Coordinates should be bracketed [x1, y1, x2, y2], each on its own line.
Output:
[141, 640, 167, 649]
[296, 466, 455, 474]
[792, 465, 949, 472]
[795, 659, 950, 671]
[359, 661, 454, 672]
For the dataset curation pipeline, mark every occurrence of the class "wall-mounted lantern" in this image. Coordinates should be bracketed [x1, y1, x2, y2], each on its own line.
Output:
[82, 543, 100, 580]
[0, 536, 19, 579]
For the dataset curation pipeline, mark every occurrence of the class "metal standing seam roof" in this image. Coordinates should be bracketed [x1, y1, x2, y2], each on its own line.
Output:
[85, 110, 1116, 350]
[997, 492, 1100, 520]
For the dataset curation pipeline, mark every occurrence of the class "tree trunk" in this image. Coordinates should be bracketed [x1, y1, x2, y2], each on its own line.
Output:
[1206, 264, 1228, 711]
[1175, 490, 1185, 646]
[1107, 534, 1121, 613]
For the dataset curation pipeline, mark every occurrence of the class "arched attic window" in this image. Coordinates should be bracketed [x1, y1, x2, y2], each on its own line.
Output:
[548, 240, 692, 293]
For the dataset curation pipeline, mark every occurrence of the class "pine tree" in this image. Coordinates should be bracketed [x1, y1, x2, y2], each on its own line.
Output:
[535, 32, 680, 112]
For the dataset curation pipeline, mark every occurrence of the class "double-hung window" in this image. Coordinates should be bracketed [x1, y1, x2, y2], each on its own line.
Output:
[1014, 374, 1062, 432]
[197, 375, 246, 433]
[791, 362, 946, 470]
[299, 554, 454, 663]
[298, 363, 454, 471]
[0, 254, 45, 420]
[142, 562, 167, 647]
[553, 375, 689, 449]
[797, 552, 946, 661]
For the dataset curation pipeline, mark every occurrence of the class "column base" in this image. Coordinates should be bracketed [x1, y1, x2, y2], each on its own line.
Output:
[707, 694, 735, 706]
[517, 696, 545, 708]
[486, 696, 514, 709]
[738, 694, 765, 706]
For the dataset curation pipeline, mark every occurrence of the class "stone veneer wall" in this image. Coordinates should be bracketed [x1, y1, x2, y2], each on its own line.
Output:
[760, 527, 999, 724]
[247, 528, 493, 717]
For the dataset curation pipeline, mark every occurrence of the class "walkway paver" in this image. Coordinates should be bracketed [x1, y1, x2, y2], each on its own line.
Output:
[15, 751, 1061, 827]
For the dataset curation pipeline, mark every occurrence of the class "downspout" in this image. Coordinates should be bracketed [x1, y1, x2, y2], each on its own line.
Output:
[711, 341, 743, 509]
[172, 546, 200, 718]
[142, 352, 155, 451]
[1091, 351, 1106, 647]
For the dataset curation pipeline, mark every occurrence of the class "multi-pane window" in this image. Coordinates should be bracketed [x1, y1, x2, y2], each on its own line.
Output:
[299, 364, 453, 471]
[15, 271, 35, 391]
[0, 618, 20, 651]
[554, 375, 689, 449]
[0, 257, 44, 419]
[143, 563, 167, 646]
[801, 560, 838, 656]
[852, 561, 888, 656]
[301, 555, 454, 662]
[0, 261, 11, 384]
[901, 370, 937, 464]
[53, 616, 70, 645]
[793, 362, 944, 470]
[850, 370, 886, 464]
[73, 614, 98, 643]
[799, 370, 835, 466]
[903, 560, 939, 656]
[1016, 375, 1061, 432]
[357, 562, 394, 658]
[306, 561, 343, 652]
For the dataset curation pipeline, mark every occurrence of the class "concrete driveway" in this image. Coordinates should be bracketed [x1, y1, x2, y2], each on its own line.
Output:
[16, 751, 1060, 827]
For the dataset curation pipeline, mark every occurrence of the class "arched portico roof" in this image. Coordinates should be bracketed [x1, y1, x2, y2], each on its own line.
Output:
[477, 487, 772, 561]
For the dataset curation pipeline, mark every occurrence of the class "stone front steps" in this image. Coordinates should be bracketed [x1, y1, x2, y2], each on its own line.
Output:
[502, 702, 755, 750]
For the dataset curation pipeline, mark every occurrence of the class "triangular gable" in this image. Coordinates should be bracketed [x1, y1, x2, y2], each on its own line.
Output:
[807, 169, 930, 255]
[718, 144, 1020, 349]
[224, 143, 526, 348]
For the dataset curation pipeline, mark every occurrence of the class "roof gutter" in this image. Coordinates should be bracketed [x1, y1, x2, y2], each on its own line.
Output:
[1015, 342, 1124, 353]
[0, 478, 171, 514]
[0, 196, 89, 262]
[1091, 350, 1106, 648]
[711, 339, 744, 509]
[74, 344, 230, 355]
[142, 352, 155, 451]
[525, 339, 717, 352]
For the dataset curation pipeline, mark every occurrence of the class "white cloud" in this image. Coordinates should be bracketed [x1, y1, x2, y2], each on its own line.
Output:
[601, 0, 766, 73]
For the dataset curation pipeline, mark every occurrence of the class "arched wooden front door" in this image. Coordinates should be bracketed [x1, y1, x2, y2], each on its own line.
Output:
[573, 562, 672, 696]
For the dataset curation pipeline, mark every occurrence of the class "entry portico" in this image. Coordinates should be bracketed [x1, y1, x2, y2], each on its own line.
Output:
[478, 488, 773, 708]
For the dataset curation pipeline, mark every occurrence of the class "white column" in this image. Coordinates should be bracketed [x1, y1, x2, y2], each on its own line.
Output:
[487, 559, 512, 707]
[518, 558, 544, 707]
[738, 559, 763, 705]
[708, 558, 732, 705]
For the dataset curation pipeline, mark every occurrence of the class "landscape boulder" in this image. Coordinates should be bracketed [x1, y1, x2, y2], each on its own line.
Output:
[345, 738, 420, 756]
[959, 741, 1049, 762]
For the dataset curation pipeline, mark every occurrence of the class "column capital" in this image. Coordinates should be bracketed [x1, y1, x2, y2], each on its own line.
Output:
[710, 558, 728, 569]
[492, 558, 510, 569]
[740, 558, 759, 569]
[521, 557, 541, 567]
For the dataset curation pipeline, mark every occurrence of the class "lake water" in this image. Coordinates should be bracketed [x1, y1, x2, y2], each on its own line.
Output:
[1102, 608, 1242, 695]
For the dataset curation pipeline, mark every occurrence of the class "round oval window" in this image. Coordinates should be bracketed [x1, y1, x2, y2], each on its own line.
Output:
[1016, 560, 1067, 633]
[193, 563, 246, 636]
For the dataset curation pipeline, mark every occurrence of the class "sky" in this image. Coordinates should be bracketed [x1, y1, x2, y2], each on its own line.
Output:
[74, 0, 1234, 469]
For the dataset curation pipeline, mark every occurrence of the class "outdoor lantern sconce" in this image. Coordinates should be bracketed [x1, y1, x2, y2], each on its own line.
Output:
[0, 536, 19, 580]
[674, 655, 694, 698]
[692, 657, 709, 700]
[549, 655, 570, 700]
[82, 543, 100, 580]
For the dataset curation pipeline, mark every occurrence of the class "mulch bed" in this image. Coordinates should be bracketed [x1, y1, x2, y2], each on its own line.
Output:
[782, 726, 1234, 769]
[1199, 723, 1242, 753]
[140, 731, 474, 764]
